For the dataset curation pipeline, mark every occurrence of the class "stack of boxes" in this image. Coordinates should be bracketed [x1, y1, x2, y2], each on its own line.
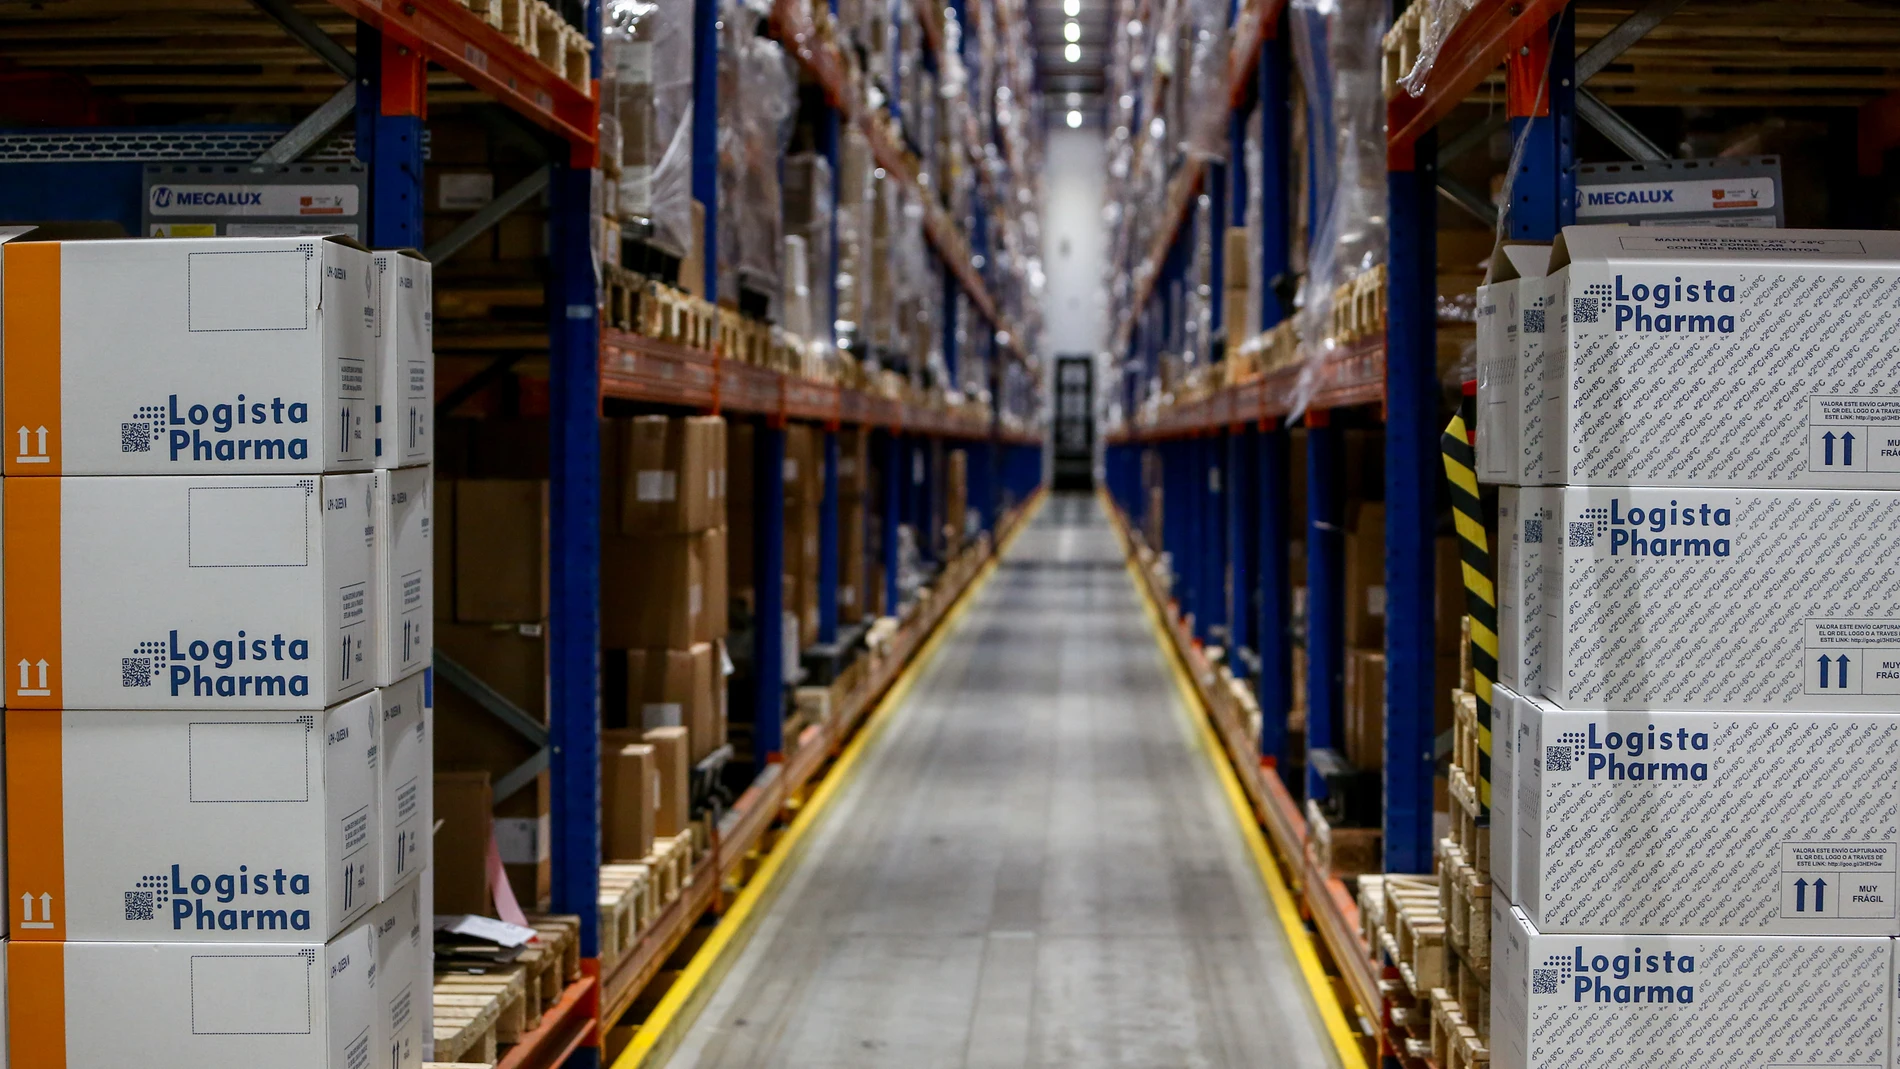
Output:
[603, 415, 728, 859]
[0, 234, 433, 1067]
[1480, 226, 1900, 1067]
[784, 426, 822, 650]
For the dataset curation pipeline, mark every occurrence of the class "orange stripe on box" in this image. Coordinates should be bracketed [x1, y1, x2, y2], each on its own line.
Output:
[3, 241, 61, 474]
[9, 709, 64, 941]
[9, 940, 66, 1067]
[4, 478, 61, 708]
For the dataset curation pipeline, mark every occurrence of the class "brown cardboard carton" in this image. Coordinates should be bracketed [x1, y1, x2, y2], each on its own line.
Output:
[1342, 501, 1385, 649]
[839, 497, 866, 621]
[624, 645, 701, 730]
[612, 415, 725, 533]
[711, 639, 728, 757]
[602, 530, 713, 647]
[602, 743, 656, 861]
[838, 427, 869, 498]
[945, 449, 968, 551]
[496, 771, 551, 909]
[783, 425, 821, 504]
[1343, 647, 1385, 770]
[433, 771, 492, 915]
[704, 525, 729, 640]
[455, 480, 548, 622]
[643, 726, 691, 837]
[436, 620, 547, 722]
[728, 423, 754, 600]
[434, 479, 456, 614]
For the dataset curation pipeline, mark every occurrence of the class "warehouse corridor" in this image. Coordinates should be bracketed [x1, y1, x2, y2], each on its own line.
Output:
[668, 493, 1341, 1069]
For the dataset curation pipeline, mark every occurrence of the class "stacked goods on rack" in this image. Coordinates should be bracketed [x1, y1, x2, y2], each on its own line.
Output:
[458, 0, 593, 89]
[1478, 225, 1900, 1069]
[0, 233, 432, 1067]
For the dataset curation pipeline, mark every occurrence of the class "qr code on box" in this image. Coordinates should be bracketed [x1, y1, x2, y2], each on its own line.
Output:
[1533, 968, 1560, 994]
[1546, 746, 1572, 772]
[125, 891, 154, 921]
[121, 422, 151, 452]
[1523, 308, 1546, 334]
[122, 657, 152, 687]
[1524, 518, 1543, 545]
[1568, 522, 1595, 548]
[1572, 297, 1599, 324]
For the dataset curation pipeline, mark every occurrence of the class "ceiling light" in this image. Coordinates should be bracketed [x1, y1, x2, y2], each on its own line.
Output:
[1065, 42, 1080, 62]
[1064, 20, 1080, 41]
[1065, 0, 1081, 13]
[1066, 91, 1081, 106]
[1067, 109, 1083, 128]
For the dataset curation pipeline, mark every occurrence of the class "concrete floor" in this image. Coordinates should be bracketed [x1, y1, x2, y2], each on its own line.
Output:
[667, 493, 1342, 1069]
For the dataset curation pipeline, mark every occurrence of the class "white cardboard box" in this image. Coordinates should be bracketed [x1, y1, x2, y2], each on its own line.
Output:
[1, 235, 375, 475]
[8, 925, 374, 1069]
[1516, 694, 1900, 935]
[1495, 486, 1554, 697]
[418, 861, 434, 1061]
[7, 695, 378, 943]
[1543, 225, 1900, 488]
[3, 474, 375, 710]
[370, 881, 424, 1069]
[1544, 485, 1900, 710]
[1490, 682, 1520, 905]
[371, 466, 432, 686]
[372, 250, 433, 468]
[1476, 244, 1552, 486]
[1489, 900, 1892, 1069]
[378, 668, 430, 899]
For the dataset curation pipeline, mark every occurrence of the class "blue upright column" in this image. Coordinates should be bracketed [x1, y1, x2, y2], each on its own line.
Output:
[692, 0, 719, 296]
[1202, 434, 1226, 644]
[1305, 419, 1344, 801]
[818, 431, 840, 643]
[356, 26, 425, 250]
[752, 424, 786, 765]
[1227, 427, 1254, 661]
[1257, 424, 1292, 781]
[545, 161, 602, 955]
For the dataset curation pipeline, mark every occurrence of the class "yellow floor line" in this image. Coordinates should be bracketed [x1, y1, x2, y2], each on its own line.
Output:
[615, 494, 1045, 1069]
[1111, 502, 1370, 1069]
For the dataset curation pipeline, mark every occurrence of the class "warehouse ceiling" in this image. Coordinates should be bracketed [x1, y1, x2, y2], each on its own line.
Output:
[1031, 0, 1110, 113]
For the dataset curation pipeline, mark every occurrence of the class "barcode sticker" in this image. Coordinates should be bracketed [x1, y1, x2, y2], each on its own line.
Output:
[636, 470, 677, 502]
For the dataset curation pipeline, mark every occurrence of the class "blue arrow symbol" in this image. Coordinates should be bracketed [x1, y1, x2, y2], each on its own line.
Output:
[1839, 654, 1851, 689]
[1815, 877, 1828, 911]
[1843, 431, 1855, 466]
[1824, 431, 1837, 465]
[1819, 654, 1833, 688]
[1795, 877, 1809, 911]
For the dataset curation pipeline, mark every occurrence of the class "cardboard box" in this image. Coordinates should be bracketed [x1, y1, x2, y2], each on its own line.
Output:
[454, 480, 546, 623]
[372, 250, 433, 468]
[704, 525, 729, 640]
[431, 771, 490, 916]
[369, 880, 424, 1069]
[8, 694, 380, 942]
[3, 474, 374, 710]
[9, 925, 377, 1069]
[602, 743, 655, 861]
[1474, 243, 1551, 485]
[1489, 901, 1892, 1069]
[1342, 648, 1383, 770]
[1545, 485, 1900, 710]
[1515, 693, 1900, 935]
[378, 668, 431, 899]
[3, 235, 375, 475]
[1494, 486, 1553, 695]
[435, 620, 544, 721]
[496, 770, 549, 910]
[1490, 682, 1520, 903]
[625, 644, 717, 760]
[644, 726, 691, 837]
[1342, 501, 1385, 649]
[838, 427, 869, 498]
[372, 467, 433, 686]
[602, 530, 709, 648]
[783, 425, 820, 503]
[433, 478, 454, 611]
[1543, 225, 1900, 488]
[839, 496, 866, 621]
[612, 415, 725, 533]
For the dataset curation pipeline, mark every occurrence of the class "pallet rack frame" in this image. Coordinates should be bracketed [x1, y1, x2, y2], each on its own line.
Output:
[0, 0, 1044, 1064]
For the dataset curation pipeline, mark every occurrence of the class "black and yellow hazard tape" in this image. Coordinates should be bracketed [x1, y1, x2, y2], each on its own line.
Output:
[1440, 391, 1496, 819]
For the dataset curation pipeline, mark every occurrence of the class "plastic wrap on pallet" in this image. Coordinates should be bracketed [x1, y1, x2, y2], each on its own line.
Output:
[605, 0, 695, 256]
[1395, 0, 1475, 98]
[834, 127, 873, 350]
[716, 12, 797, 308]
[1181, 0, 1232, 161]
[1287, 0, 1388, 416]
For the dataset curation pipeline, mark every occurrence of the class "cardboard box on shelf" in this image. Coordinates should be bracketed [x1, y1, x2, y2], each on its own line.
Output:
[1515, 694, 1900, 935]
[431, 771, 491, 916]
[602, 529, 713, 648]
[1489, 901, 1893, 1069]
[372, 249, 434, 468]
[434, 620, 545, 722]
[838, 427, 869, 498]
[1473, 243, 1551, 486]
[372, 467, 432, 686]
[839, 497, 866, 622]
[433, 478, 455, 604]
[704, 525, 729, 640]
[1542, 225, 1900, 488]
[7, 695, 380, 942]
[369, 881, 424, 1069]
[1545, 485, 1900, 710]
[1495, 486, 1553, 696]
[9, 925, 377, 1069]
[1490, 682, 1521, 903]
[453, 479, 547, 623]
[377, 669, 431, 899]
[1342, 647, 1384, 771]
[611, 415, 726, 534]
[622, 643, 714, 744]
[644, 726, 691, 837]
[945, 449, 967, 552]
[783, 425, 821, 504]
[602, 743, 656, 861]
[1342, 501, 1385, 649]
[3, 474, 374, 710]
[2, 235, 375, 475]
[495, 771, 550, 910]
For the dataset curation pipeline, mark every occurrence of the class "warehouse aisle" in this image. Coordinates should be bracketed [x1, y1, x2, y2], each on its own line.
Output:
[667, 493, 1343, 1069]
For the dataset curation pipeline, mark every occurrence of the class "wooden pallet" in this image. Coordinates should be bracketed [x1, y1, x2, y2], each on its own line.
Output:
[433, 966, 528, 1066]
[1446, 765, 1490, 877]
[1380, 1, 1423, 99]
[458, 0, 506, 29]
[515, 915, 582, 1030]
[598, 862, 655, 969]
[1384, 877, 1447, 997]
[603, 265, 644, 332]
